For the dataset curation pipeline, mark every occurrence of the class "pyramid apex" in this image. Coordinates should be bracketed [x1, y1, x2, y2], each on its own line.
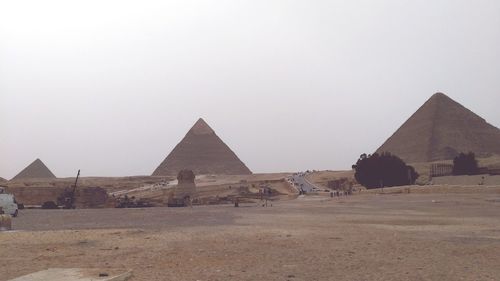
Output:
[429, 92, 451, 101]
[433, 92, 446, 96]
[424, 92, 457, 109]
[189, 118, 215, 135]
[195, 117, 208, 126]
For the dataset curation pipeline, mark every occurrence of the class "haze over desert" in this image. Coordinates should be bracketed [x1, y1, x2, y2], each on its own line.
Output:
[2, 1, 500, 281]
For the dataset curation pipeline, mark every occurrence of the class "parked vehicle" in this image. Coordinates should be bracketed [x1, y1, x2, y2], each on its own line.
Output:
[0, 194, 19, 217]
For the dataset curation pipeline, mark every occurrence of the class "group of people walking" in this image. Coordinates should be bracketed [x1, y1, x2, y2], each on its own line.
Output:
[330, 189, 352, 198]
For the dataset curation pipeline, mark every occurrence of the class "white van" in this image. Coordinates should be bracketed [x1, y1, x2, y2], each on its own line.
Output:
[0, 194, 19, 217]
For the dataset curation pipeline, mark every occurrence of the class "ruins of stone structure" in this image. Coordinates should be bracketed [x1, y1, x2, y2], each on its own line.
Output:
[377, 92, 500, 163]
[430, 163, 454, 177]
[11, 158, 56, 180]
[327, 178, 353, 191]
[6, 186, 108, 208]
[152, 118, 252, 176]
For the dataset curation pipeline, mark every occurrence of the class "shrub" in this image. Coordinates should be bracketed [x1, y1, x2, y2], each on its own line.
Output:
[41, 201, 59, 209]
[452, 152, 478, 175]
[352, 152, 418, 189]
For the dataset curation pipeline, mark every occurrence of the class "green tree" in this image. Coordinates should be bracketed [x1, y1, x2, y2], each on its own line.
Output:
[352, 152, 418, 189]
[452, 152, 478, 175]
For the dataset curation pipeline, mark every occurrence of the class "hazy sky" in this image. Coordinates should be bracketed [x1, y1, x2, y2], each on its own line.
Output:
[1, 0, 499, 178]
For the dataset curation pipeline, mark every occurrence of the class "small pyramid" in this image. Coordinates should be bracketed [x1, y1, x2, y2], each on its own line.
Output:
[12, 158, 56, 180]
[152, 118, 252, 176]
[377, 93, 500, 163]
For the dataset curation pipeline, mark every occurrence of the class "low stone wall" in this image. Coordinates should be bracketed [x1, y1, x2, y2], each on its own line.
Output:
[7, 186, 61, 205]
[432, 174, 500, 186]
[6, 186, 108, 208]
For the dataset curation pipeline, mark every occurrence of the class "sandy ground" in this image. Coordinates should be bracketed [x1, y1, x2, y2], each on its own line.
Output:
[305, 170, 355, 189]
[432, 175, 500, 186]
[6, 174, 292, 190]
[3, 173, 296, 208]
[2, 188, 500, 281]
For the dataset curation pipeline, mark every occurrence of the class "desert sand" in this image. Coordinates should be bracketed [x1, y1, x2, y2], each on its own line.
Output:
[2, 186, 500, 281]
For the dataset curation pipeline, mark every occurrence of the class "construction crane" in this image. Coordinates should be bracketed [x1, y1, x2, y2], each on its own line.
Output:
[57, 170, 80, 209]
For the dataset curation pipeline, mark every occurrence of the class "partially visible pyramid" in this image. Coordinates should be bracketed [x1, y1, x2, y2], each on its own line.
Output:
[377, 92, 500, 163]
[12, 158, 56, 180]
[152, 118, 252, 176]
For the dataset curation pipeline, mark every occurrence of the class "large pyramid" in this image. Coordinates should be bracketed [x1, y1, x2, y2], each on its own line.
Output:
[377, 92, 500, 163]
[152, 118, 252, 176]
[12, 158, 56, 180]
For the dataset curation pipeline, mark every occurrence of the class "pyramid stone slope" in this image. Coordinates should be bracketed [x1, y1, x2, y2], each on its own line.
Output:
[377, 93, 500, 163]
[12, 158, 56, 180]
[152, 118, 252, 176]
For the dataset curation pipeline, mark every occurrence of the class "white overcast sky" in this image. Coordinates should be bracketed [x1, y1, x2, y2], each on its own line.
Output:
[1, 0, 499, 178]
